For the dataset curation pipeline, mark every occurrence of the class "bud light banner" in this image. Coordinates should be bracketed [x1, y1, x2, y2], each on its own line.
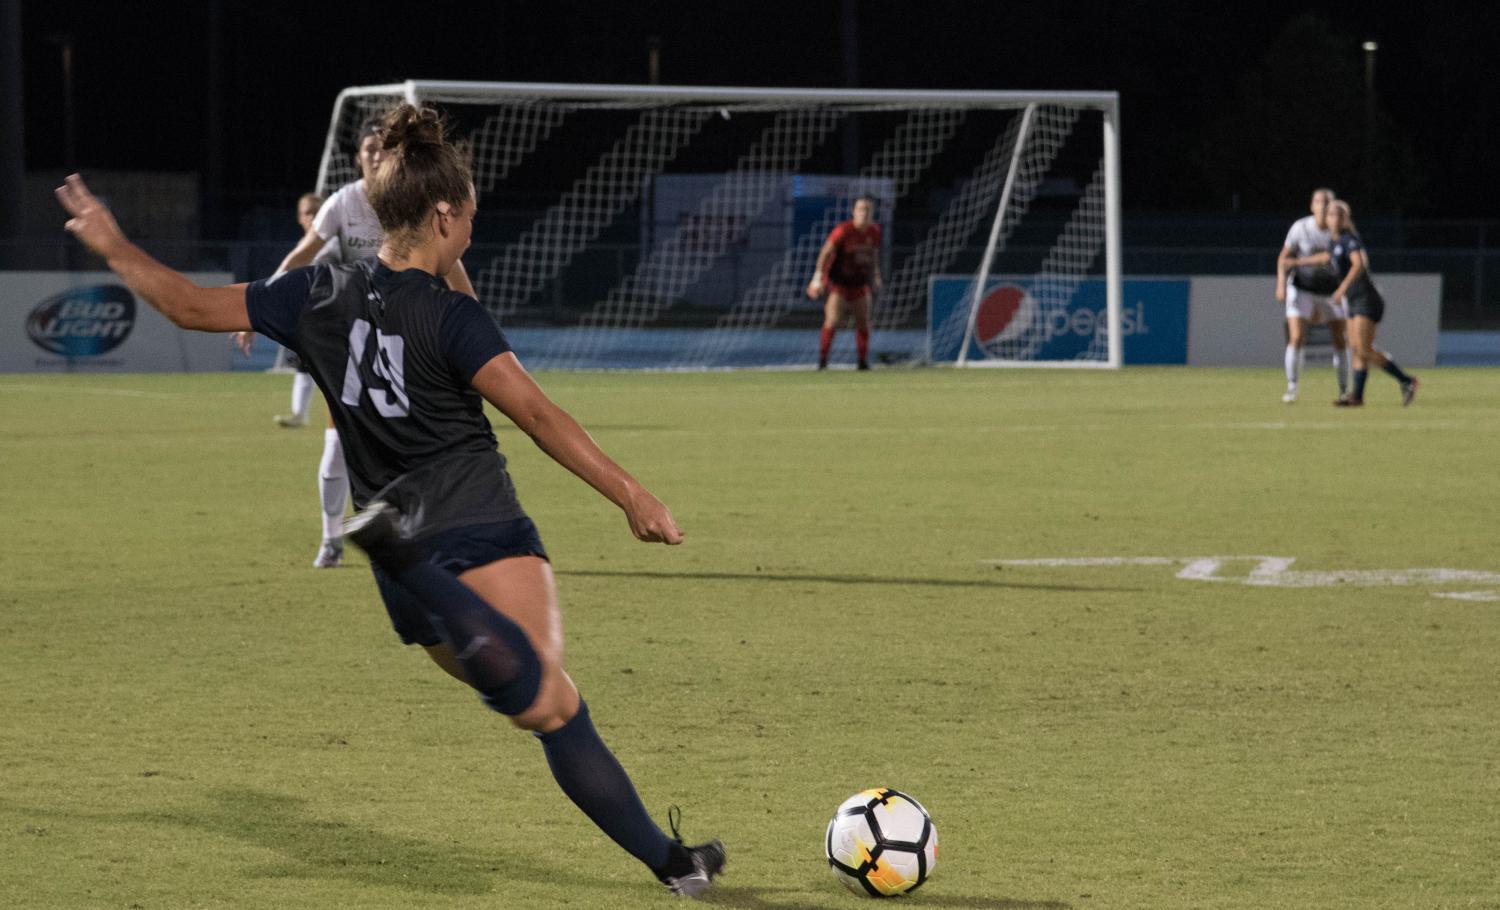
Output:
[26, 284, 137, 356]
[928, 275, 1189, 365]
[1, 272, 235, 372]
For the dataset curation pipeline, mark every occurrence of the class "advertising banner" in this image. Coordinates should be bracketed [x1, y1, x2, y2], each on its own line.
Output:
[928, 275, 1191, 364]
[1, 272, 235, 373]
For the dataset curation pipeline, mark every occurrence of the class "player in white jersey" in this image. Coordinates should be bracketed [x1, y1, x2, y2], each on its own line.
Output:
[1275, 187, 1348, 403]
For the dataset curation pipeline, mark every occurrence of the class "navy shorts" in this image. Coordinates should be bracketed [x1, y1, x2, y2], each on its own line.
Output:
[370, 516, 548, 646]
[1347, 288, 1385, 323]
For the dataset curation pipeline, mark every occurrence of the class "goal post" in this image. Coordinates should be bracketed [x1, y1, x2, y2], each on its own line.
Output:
[314, 81, 1122, 370]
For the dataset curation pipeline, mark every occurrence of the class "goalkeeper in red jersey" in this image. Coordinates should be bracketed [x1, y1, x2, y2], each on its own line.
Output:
[806, 196, 882, 370]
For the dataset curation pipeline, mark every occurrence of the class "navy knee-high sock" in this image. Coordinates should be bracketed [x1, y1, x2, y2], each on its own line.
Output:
[1380, 357, 1411, 384]
[381, 557, 542, 716]
[537, 699, 673, 871]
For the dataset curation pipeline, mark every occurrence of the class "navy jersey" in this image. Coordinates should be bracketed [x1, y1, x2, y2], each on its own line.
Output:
[247, 259, 523, 537]
[1329, 231, 1378, 298]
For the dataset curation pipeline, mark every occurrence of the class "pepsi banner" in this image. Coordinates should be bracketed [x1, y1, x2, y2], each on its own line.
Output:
[928, 275, 1190, 365]
[1, 271, 235, 372]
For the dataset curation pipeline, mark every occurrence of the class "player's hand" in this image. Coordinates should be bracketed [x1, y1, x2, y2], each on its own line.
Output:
[1274, 284, 1286, 303]
[623, 488, 683, 545]
[231, 332, 255, 357]
[806, 277, 825, 300]
[55, 174, 128, 259]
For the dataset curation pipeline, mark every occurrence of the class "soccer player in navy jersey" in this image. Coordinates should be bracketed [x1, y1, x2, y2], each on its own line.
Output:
[238, 119, 481, 570]
[807, 196, 882, 370]
[1323, 200, 1417, 407]
[55, 104, 725, 898]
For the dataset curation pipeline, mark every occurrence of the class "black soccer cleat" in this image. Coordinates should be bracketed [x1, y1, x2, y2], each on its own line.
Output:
[1401, 376, 1419, 407]
[856, 359, 871, 371]
[1334, 395, 1364, 407]
[817, 358, 829, 371]
[656, 807, 726, 898]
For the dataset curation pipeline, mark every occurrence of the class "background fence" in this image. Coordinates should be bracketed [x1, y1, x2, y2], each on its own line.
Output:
[4, 214, 1497, 328]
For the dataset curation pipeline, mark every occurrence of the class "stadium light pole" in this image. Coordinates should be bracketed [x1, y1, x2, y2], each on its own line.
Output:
[47, 33, 77, 173]
[840, 0, 859, 171]
[1362, 40, 1377, 202]
[0, 0, 23, 260]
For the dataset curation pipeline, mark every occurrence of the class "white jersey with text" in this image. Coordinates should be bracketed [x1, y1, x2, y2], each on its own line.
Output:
[313, 180, 383, 263]
[1283, 214, 1339, 295]
[311, 234, 343, 265]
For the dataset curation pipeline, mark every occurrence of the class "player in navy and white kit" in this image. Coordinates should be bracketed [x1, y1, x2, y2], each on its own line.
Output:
[1322, 200, 1418, 407]
[55, 104, 726, 898]
[807, 196, 882, 370]
[1276, 187, 1349, 403]
[239, 119, 477, 569]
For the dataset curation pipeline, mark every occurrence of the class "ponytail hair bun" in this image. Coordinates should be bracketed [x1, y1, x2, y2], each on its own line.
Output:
[365, 103, 473, 255]
[380, 104, 446, 153]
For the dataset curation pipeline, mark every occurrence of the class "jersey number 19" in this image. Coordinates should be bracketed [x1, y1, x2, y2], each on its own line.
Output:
[341, 318, 410, 417]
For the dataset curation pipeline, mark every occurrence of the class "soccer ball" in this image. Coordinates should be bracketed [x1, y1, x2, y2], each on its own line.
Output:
[824, 788, 937, 897]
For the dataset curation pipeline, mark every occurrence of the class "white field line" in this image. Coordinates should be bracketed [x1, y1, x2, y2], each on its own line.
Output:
[1, 383, 187, 400]
[588, 418, 1490, 438]
[985, 555, 1500, 597]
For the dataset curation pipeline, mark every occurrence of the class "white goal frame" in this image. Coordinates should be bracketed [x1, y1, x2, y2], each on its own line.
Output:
[314, 81, 1122, 370]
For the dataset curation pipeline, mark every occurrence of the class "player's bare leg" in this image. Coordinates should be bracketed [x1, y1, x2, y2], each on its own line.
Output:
[457, 556, 578, 733]
[344, 508, 724, 892]
[1283, 316, 1308, 402]
[848, 294, 872, 370]
[457, 556, 723, 894]
[820, 292, 848, 370]
[1340, 315, 1416, 406]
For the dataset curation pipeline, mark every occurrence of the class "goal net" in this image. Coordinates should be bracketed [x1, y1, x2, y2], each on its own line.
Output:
[315, 82, 1121, 370]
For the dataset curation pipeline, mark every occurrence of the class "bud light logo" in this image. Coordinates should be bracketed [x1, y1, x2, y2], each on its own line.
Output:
[26, 285, 136, 356]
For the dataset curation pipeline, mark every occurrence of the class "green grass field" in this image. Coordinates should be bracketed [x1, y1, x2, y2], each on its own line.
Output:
[2, 367, 1497, 909]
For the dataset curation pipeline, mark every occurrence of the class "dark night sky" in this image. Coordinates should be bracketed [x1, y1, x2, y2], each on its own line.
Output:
[17, 0, 1500, 230]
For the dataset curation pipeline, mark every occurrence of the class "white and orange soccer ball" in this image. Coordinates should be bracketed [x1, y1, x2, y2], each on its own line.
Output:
[824, 788, 938, 897]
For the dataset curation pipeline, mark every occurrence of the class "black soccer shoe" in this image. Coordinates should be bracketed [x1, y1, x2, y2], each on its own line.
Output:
[655, 807, 726, 898]
[856, 359, 871, 371]
[1401, 376, 1419, 407]
[1334, 395, 1364, 407]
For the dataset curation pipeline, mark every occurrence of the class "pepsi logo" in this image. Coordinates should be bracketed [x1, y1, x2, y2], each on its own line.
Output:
[974, 284, 1038, 351]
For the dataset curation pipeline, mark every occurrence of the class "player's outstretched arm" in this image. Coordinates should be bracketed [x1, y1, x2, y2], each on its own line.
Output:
[56, 174, 250, 332]
[469, 353, 683, 545]
[277, 229, 329, 275]
[1274, 244, 1295, 302]
[1330, 248, 1366, 302]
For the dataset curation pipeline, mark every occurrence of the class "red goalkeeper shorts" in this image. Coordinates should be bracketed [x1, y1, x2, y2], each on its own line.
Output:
[828, 282, 871, 302]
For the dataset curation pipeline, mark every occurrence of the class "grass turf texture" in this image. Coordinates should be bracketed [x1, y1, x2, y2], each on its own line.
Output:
[1, 367, 1497, 910]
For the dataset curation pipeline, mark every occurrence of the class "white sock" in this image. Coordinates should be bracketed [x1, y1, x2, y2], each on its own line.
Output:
[1284, 345, 1301, 389]
[291, 372, 315, 421]
[1332, 349, 1349, 394]
[317, 429, 348, 542]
